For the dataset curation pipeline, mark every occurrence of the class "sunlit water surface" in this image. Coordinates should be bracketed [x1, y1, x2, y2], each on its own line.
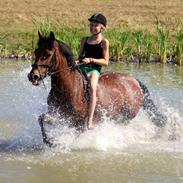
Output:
[0, 61, 183, 183]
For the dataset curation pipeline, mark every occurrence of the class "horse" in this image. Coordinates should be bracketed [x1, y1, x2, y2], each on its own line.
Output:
[28, 31, 167, 147]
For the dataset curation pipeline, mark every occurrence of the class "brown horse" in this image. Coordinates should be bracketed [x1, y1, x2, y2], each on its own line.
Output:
[28, 32, 167, 146]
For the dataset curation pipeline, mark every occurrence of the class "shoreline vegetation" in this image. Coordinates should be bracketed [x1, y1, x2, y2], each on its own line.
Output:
[0, 17, 183, 65]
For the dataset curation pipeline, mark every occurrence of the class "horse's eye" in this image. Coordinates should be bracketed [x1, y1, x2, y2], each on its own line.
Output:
[42, 54, 50, 60]
[42, 56, 47, 60]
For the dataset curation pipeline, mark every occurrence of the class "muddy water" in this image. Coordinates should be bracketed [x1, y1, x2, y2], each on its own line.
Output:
[0, 61, 183, 183]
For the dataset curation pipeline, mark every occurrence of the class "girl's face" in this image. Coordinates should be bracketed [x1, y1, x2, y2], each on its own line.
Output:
[90, 21, 103, 35]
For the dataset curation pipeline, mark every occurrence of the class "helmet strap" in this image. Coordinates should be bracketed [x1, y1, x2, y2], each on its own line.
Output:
[93, 28, 102, 36]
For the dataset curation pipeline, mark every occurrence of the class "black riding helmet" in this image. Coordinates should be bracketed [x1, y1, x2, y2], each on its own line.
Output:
[88, 13, 107, 27]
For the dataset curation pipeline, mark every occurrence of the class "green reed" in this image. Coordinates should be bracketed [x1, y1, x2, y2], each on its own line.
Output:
[174, 23, 183, 65]
[132, 31, 143, 53]
[155, 17, 169, 63]
[143, 33, 153, 62]
[107, 30, 130, 61]
[0, 32, 9, 57]
[0, 17, 183, 65]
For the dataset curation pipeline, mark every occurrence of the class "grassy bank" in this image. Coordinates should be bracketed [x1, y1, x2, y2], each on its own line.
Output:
[0, 17, 183, 65]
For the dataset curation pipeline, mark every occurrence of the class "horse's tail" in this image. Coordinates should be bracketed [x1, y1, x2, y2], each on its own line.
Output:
[137, 80, 167, 127]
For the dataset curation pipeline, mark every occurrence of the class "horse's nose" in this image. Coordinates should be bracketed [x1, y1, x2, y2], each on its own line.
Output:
[27, 73, 40, 82]
[33, 74, 39, 80]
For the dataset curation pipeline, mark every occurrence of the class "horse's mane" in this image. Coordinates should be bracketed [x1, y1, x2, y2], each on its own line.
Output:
[57, 40, 74, 66]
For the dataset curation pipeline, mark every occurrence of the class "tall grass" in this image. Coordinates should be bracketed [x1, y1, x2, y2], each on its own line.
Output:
[0, 33, 9, 57]
[143, 33, 153, 62]
[155, 17, 169, 63]
[108, 30, 130, 61]
[174, 23, 183, 65]
[0, 17, 183, 65]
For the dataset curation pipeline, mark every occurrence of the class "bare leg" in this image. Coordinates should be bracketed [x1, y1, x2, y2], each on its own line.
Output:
[87, 72, 99, 129]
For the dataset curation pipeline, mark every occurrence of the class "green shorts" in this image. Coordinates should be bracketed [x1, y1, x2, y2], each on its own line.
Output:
[80, 66, 100, 77]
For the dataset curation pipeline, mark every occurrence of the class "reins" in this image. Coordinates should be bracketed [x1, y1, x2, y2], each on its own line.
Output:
[49, 62, 85, 76]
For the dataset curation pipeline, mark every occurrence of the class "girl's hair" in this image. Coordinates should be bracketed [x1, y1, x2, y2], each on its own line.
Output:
[101, 24, 106, 31]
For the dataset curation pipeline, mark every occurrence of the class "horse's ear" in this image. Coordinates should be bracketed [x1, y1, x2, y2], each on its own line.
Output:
[50, 32, 55, 42]
[38, 31, 43, 40]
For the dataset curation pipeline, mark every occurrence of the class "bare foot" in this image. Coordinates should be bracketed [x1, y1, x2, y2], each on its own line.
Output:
[87, 124, 94, 130]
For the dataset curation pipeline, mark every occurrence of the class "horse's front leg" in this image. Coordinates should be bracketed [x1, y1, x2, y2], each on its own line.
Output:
[38, 113, 54, 147]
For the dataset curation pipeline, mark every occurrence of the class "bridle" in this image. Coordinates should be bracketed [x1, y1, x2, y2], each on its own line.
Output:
[31, 49, 57, 77]
[31, 48, 85, 88]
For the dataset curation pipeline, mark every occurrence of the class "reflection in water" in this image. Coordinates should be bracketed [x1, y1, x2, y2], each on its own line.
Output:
[0, 61, 183, 183]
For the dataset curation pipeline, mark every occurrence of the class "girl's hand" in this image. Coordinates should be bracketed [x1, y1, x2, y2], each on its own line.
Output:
[82, 58, 93, 64]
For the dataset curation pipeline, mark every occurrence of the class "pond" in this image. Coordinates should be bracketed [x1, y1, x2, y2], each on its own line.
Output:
[0, 60, 183, 183]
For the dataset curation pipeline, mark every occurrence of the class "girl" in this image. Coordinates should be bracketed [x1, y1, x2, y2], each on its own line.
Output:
[77, 13, 109, 130]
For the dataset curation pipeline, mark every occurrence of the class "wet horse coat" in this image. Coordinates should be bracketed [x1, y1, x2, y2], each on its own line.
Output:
[28, 32, 167, 146]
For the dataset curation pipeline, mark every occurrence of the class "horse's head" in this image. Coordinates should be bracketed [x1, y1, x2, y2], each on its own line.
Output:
[28, 31, 56, 86]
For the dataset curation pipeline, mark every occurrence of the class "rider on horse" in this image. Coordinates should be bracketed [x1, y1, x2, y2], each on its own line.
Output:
[76, 13, 109, 130]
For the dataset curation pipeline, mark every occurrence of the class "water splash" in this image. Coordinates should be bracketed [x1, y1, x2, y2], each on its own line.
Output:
[1, 66, 183, 155]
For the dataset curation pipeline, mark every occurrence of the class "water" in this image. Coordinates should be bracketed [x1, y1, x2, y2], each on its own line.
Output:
[0, 61, 183, 183]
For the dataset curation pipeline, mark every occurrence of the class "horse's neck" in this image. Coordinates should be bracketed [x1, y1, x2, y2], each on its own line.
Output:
[51, 49, 84, 102]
